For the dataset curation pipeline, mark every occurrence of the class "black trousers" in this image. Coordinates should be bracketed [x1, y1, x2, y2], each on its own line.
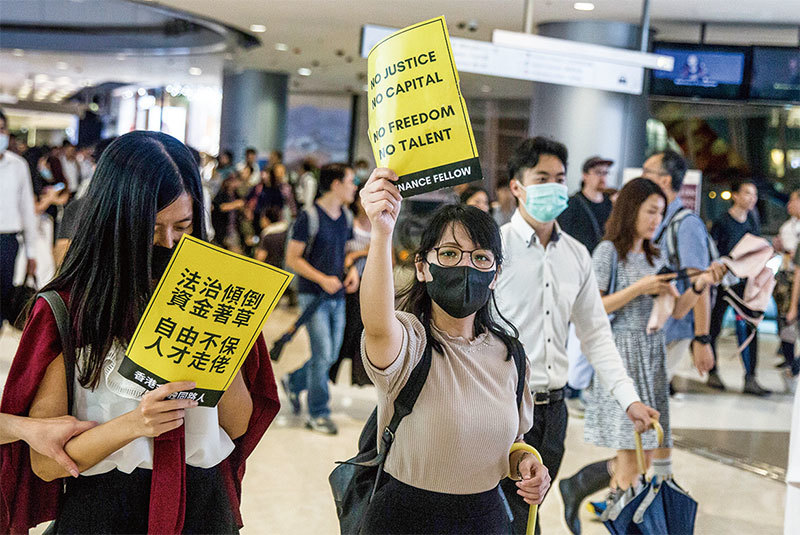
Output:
[500, 398, 568, 535]
[329, 289, 372, 386]
[0, 233, 19, 325]
[709, 287, 758, 377]
[361, 473, 511, 535]
[54, 466, 238, 534]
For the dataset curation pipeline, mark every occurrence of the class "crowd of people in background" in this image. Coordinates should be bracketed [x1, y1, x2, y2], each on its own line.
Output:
[2, 104, 799, 534]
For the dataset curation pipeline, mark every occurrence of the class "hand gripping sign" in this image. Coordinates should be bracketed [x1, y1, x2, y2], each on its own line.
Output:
[119, 235, 293, 407]
[367, 16, 482, 198]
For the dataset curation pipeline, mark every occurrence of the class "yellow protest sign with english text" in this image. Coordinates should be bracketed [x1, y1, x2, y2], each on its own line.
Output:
[120, 234, 292, 406]
[367, 16, 482, 197]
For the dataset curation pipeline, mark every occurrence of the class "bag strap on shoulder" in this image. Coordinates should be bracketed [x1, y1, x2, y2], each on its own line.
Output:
[573, 194, 604, 244]
[510, 339, 527, 409]
[381, 337, 433, 450]
[38, 291, 76, 416]
[608, 245, 619, 295]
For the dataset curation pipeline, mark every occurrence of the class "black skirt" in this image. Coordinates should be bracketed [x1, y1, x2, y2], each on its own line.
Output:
[53, 465, 238, 534]
[360, 473, 511, 535]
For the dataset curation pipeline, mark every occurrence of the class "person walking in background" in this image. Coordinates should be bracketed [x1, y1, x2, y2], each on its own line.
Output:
[492, 175, 516, 228]
[283, 163, 359, 435]
[557, 155, 616, 412]
[296, 158, 319, 209]
[238, 147, 261, 186]
[708, 179, 770, 395]
[558, 156, 615, 253]
[459, 184, 490, 213]
[211, 174, 246, 252]
[247, 167, 285, 237]
[329, 185, 372, 386]
[270, 162, 297, 220]
[493, 137, 658, 535]
[214, 150, 236, 182]
[573, 179, 723, 533]
[775, 189, 800, 382]
[59, 141, 81, 194]
[0, 109, 38, 327]
[643, 150, 716, 393]
[353, 158, 370, 186]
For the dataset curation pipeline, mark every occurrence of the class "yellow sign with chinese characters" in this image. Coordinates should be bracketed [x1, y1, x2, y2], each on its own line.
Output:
[367, 16, 481, 197]
[120, 234, 293, 406]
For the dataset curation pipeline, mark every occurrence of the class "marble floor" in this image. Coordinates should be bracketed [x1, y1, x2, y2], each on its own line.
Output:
[1, 303, 792, 535]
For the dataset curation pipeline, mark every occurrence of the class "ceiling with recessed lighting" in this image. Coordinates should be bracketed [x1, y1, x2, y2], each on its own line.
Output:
[2, 0, 800, 103]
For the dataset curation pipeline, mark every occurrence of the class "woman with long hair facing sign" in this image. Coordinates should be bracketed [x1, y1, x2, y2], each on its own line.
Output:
[357, 168, 550, 534]
[0, 131, 280, 534]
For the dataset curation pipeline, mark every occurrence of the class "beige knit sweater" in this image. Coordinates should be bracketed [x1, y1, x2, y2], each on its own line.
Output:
[362, 311, 533, 494]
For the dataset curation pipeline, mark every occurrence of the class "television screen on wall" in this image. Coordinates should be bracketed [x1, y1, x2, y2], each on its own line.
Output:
[650, 43, 749, 99]
[749, 46, 800, 102]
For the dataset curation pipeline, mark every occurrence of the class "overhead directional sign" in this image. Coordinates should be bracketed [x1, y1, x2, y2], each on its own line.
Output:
[361, 24, 674, 95]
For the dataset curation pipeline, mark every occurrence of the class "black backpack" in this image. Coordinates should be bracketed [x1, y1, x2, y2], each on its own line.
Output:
[328, 332, 528, 534]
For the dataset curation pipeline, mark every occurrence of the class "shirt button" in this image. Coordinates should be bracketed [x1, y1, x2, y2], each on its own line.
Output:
[547, 338, 551, 343]
[546, 310, 550, 315]
[546, 283, 550, 288]
[548, 365, 552, 370]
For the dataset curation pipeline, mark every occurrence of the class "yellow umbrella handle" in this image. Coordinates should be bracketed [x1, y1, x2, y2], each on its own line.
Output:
[634, 418, 664, 476]
[509, 443, 544, 535]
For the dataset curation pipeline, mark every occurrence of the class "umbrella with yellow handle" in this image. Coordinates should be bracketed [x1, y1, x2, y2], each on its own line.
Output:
[508, 442, 544, 535]
[634, 418, 664, 477]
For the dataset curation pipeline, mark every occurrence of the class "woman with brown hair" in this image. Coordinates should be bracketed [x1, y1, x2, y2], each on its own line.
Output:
[566, 178, 723, 532]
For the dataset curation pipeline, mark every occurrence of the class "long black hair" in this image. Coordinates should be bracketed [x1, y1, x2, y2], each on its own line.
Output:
[37, 131, 206, 389]
[397, 204, 520, 359]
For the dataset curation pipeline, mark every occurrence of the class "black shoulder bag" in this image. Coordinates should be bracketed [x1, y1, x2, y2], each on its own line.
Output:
[329, 333, 528, 534]
[328, 340, 433, 535]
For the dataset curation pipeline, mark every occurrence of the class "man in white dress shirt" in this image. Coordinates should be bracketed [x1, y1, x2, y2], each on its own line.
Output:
[59, 141, 82, 194]
[495, 137, 658, 534]
[0, 109, 38, 327]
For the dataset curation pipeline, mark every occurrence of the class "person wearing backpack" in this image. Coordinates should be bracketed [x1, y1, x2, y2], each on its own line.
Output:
[579, 178, 724, 524]
[283, 163, 359, 435]
[643, 150, 717, 388]
[355, 168, 549, 534]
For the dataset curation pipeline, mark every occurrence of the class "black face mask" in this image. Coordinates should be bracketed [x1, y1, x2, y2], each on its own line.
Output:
[425, 264, 496, 319]
[151, 245, 176, 281]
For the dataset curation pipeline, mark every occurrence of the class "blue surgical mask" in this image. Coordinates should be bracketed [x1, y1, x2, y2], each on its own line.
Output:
[354, 168, 369, 186]
[40, 168, 53, 181]
[520, 182, 569, 222]
[0, 134, 8, 154]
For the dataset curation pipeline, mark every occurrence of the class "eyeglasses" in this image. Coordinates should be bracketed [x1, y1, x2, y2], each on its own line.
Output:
[642, 167, 671, 177]
[430, 246, 496, 271]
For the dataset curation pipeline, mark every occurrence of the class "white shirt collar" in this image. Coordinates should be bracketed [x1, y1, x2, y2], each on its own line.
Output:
[509, 209, 562, 247]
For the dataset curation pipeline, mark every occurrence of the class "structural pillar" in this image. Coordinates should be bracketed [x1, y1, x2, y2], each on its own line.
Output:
[220, 69, 288, 161]
[529, 21, 650, 191]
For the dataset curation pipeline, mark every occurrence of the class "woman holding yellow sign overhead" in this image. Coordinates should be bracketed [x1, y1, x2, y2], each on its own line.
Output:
[0, 131, 280, 534]
[357, 168, 550, 534]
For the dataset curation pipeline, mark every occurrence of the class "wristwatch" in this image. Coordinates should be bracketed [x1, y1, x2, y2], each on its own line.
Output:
[693, 334, 712, 345]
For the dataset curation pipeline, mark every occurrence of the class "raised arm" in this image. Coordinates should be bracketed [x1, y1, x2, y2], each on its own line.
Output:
[359, 168, 404, 370]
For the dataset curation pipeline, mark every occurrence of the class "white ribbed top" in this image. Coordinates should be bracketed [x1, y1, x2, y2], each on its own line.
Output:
[362, 311, 533, 494]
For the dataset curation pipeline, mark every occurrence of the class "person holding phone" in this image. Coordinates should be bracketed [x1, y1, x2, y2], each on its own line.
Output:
[0, 131, 280, 534]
